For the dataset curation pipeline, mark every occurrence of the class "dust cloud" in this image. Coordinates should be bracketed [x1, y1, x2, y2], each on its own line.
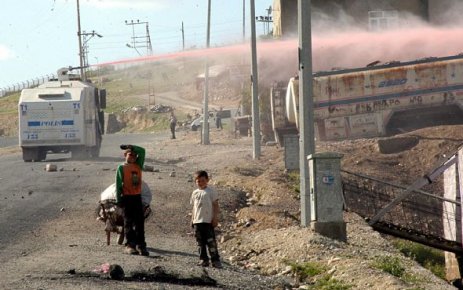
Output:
[99, 3, 463, 86]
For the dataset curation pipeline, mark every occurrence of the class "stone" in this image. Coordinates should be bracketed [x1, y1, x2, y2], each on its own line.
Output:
[144, 165, 154, 172]
[45, 164, 57, 172]
[109, 264, 124, 280]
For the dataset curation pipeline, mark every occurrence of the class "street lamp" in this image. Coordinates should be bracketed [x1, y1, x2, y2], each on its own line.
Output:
[79, 30, 103, 74]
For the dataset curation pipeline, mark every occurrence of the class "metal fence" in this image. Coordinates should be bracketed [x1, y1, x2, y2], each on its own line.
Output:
[342, 169, 463, 253]
[0, 74, 56, 98]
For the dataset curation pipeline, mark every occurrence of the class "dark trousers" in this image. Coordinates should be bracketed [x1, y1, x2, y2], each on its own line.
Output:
[170, 123, 176, 139]
[122, 195, 146, 248]
[215, 118, 222, 129]
[194, 223, 219, 262]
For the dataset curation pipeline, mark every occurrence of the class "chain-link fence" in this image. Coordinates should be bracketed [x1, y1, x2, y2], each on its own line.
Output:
[0, 74, 56, 98]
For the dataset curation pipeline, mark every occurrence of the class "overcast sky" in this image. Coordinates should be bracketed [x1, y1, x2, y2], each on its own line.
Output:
[0, 0, 272, 88]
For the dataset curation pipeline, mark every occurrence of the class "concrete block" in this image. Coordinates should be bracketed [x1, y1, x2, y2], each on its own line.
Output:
[311, 221, 347, 242]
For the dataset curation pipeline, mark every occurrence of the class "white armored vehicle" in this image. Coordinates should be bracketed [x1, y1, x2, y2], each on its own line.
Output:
[18, 68, 106, 161]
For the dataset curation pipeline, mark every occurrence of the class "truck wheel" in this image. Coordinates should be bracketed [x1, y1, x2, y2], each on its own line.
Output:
[38, 149, 47, 161]
[22, 148, 39, 162]
[191, 125, 198, 131]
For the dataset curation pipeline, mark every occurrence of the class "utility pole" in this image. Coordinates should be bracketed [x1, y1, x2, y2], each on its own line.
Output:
[256, 6, 273, 36]
[181, 21, 185, 50]
[242, 0, 246, 42]
[125, 20, 153, 55]
[202, 0, 211, 145]
[250, 0, 261, 159]
[76, 0, 84, 80]
[298, 0, 315, 227]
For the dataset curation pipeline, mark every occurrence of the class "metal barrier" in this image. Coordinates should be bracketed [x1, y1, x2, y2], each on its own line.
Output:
[0, 74, 56, 98]
[342, 169, 463, 254]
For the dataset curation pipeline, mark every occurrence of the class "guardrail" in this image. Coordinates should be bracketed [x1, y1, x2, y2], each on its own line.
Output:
[0, 74, 56, 98]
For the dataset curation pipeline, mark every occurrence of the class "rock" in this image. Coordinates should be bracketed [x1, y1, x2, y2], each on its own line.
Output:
[144, 165, 154, 172]
[169, 171, 176, 177]
[376, 136, 419, 154]
[109, 264, 124, 280]
[220, 234, 233, 243]
[45, 164, 57, 172]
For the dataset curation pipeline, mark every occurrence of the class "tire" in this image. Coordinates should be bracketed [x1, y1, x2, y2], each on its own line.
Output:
[22, 147, 39, 162]
[38, 149, 47, 161]
[191, 125, 198, 131]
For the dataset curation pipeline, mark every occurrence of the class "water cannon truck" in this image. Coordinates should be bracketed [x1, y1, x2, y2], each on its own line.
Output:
[18, 68, 106, 161]
[270, 54, 463, 145]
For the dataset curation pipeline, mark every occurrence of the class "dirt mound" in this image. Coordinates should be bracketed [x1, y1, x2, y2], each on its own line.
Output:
[213, 126, 462, 289]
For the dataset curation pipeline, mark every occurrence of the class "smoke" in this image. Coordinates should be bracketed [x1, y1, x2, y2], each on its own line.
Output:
[255, 3, 463, 85]
[98, 3, 463, 87]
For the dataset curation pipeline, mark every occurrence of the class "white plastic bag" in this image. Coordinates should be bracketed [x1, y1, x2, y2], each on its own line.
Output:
[100, 182, 152, 205]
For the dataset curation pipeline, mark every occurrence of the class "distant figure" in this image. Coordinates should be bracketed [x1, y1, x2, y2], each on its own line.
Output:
[190, 170, 222, 268]
[215, 108, 223, 130]
[116, 144, 149, 256]
[169, 112, 177, 139]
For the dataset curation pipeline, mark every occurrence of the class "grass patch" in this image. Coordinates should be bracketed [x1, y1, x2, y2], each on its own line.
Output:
[312, 274, 352, 290]
[286, 261, 352, 289]
[0, 92, 20, 114]
[231, 166, 264, 177]
[372, 256, 405, 278]
[287, 171, 300, 198]
[391, 239, 445, 280]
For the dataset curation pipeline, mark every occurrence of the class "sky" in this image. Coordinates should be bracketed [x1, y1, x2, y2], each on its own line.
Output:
[0, 0, 272, 88]
[3, 1, 463, 91]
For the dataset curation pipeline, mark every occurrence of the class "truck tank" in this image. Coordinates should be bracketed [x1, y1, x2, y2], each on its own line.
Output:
[271, 54, 463, 145]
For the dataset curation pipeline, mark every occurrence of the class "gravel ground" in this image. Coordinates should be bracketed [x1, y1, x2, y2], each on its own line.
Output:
[0, 126, 459, 289]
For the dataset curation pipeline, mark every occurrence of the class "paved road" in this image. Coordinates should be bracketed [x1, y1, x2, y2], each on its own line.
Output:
[0, 133, 165, 263]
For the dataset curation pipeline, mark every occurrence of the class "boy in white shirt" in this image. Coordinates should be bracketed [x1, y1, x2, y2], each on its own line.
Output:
[190, 170, 222, 268]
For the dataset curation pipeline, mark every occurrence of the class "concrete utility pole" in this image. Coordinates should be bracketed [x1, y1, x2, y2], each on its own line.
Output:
[298, 0, 315, 226]
[181, 21, 185, 50]
[242, 0, 246, 41]
[76, 0, 84, 80]
[201, 0, 212, 145]
[250, 0, 261, 159]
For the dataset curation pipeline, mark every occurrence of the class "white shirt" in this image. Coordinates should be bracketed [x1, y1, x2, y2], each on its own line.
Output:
[190, 187, 218, 224]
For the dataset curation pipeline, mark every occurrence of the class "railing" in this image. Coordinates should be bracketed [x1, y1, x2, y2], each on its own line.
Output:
[0, 74, 56, 98]
[342, 169, 463, 254]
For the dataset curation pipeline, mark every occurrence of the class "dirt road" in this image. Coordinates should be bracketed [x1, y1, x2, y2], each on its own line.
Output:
[0, 130, 288, 289]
